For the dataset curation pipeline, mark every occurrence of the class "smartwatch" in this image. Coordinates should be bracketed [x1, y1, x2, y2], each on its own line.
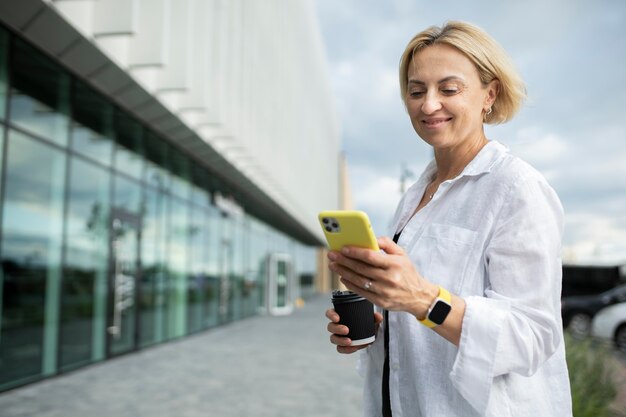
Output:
[418, 286, 452, 328]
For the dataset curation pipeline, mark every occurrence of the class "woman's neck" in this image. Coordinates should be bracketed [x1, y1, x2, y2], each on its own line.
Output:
[432, 135, 488, 182]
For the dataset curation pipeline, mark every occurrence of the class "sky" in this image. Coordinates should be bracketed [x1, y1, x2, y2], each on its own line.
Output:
[314, 0, 626, 266]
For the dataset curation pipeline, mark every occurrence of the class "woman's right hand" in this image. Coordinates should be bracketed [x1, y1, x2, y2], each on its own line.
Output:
[325, 308, 384, 354]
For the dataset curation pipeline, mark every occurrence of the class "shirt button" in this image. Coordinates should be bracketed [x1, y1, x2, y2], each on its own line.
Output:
[391, 363, 400, 371]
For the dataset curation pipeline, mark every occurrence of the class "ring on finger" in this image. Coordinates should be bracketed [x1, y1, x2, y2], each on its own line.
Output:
[364, 279, 373, 290]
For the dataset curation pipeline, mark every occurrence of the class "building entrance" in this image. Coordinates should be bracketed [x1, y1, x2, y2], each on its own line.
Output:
[267, 253, 294, 315]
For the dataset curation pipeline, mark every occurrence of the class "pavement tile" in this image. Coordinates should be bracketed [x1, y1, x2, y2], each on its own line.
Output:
[0, 294, 362, 417]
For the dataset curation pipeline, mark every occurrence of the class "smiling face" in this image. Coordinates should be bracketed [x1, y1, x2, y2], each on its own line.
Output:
[405, 43, 498, 150]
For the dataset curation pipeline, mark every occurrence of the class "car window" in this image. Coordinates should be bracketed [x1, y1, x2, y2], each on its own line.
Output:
[609, 285, 626, 302]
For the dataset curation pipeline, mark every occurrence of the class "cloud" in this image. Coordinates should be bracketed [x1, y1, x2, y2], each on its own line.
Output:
[507, 126, 569, 169]
[316, 0, 626, 265]
[348, 164, 403, 234]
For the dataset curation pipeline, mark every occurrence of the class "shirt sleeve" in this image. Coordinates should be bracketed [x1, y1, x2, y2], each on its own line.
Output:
[449, 173, 564, 415]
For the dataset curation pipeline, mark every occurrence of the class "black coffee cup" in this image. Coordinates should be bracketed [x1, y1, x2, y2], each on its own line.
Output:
[331, 291, 376, 346]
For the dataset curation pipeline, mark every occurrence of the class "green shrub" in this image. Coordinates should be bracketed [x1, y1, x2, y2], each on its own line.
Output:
[565, 332, 618, 417]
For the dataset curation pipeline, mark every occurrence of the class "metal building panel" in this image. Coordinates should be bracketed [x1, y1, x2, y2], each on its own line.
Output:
[58, 37, 109, 77]
[22, 6, 81, 55]
[0, 0, 44, 32]
[52, 0, 95, 36]
[93, 0, 137, 36]
[127, 0, 168, 67]
[154, 0, 191, 90]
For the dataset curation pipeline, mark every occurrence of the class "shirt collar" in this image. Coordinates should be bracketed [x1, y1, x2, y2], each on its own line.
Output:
[416, 140, 506, 186]
[393, 141, 507, 233]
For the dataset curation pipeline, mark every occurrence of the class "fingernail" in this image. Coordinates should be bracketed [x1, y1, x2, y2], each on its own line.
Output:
[327, 252, 337, 261]
[341, 247, 350, 255]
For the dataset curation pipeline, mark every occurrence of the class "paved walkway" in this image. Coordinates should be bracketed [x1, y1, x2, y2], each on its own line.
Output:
[0, 295, 363, 417]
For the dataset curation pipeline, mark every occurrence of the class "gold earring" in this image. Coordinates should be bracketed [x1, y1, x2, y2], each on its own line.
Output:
[484, 107, 492, 122]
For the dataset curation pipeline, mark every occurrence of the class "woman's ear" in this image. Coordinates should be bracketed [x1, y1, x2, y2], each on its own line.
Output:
[485, 79, 500, 108]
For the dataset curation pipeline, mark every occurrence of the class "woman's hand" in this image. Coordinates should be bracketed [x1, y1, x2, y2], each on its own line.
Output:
[328, 236, 439, 319]
[326, 308, 384, 354]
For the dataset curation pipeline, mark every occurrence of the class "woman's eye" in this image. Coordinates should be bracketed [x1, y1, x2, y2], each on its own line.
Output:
[409, 91, 425, 98]
[441, 86, 460, 95]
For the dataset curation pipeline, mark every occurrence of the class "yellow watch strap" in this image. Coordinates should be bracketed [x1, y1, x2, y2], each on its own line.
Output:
[418, 286, 451, 328]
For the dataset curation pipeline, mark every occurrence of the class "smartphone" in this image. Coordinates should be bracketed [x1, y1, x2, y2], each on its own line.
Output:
[318, 210, 379, 252]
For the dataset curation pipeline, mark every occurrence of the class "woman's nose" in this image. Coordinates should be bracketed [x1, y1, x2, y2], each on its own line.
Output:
[421, 92, 442, 114]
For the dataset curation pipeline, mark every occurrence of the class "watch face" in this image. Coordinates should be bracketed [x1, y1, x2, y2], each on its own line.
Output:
[429, 301, 452, 325]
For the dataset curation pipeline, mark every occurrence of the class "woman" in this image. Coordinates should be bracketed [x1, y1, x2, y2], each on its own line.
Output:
[325, 21, 572, 416]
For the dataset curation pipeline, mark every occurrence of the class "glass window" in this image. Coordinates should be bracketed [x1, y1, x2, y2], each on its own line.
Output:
[114, 174, 142, 213]
[203, 205, 220, 329]
[169, 147, 191, 200]
[140, 186, 168, 347]
[109, 174, 142, 355]
[143, 132, 170, 191]
[0, 28, 8, 121]
[191, 165, 211, 208]
[59, 156, 110, 370]
[9, 39, 70, 146]
[297, 244, 317, 300]
[167, 197, 189, 338]
[240, 217, 257, 319]
[0, 130, 66, 388]
[218, 215, 234, 324]
[187, 205, 205, 333]
[70, 83, 114, 166]
[248, 217, 268, 313]
[113, 112, 143, 180]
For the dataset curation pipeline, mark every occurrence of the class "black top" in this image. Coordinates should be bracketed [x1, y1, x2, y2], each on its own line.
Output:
[382, 231, 402, 416]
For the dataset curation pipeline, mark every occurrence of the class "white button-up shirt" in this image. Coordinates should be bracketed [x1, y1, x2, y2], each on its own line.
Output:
[358, 141, 572, 417]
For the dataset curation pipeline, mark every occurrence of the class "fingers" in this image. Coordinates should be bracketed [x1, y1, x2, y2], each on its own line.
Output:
[374, 311, 384, 325]
[329, 244, 388, 270]
[328, 254, 388, 291]
[325, 308, 340, 323]
[327, 310, 381, 355]
[377, 236, 405, 256]
[327, 321, 349, 335]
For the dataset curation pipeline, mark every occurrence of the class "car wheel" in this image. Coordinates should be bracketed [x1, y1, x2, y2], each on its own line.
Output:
[615, 325, 626, 354]
[568, 312, 592, 339]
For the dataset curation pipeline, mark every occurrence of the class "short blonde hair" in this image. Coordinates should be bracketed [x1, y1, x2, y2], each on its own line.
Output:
[399, 21, 526, 124]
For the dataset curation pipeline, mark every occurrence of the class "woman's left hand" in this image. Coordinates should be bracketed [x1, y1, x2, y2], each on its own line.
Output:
[328, 236, 439, 319]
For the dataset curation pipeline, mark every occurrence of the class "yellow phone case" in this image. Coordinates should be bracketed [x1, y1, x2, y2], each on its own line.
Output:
[318, 210, 379, 252]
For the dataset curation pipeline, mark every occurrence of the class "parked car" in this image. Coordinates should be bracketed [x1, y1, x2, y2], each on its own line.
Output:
[561, 284, 626, 339]
[591, 302, 626, 353]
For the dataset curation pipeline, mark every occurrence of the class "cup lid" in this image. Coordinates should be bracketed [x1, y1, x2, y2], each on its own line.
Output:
[331, 290, 366, 303]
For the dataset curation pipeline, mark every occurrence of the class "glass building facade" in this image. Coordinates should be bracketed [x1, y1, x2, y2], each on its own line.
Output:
[0, 27, 317, 392]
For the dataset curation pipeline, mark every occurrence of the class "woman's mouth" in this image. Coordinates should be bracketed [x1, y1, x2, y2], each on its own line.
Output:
[422, 117, 452, 128]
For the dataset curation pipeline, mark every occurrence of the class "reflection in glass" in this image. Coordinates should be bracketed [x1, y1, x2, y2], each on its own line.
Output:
[114, 174, 142, 213]
[59, 157, 110, 370]
[114, 112, 143, 180]
[297, 245, 317, 300]
[169, 148, 191, 200]
[219, 216, 233, 324]
[248, 218, 268, 314]
[144, 132, 170, 191]
[70, 84, 113, 166]
[0, 28, 8, 120]
[167, 197, 189, 338]
[109, 175, 142, 355]
[231, 217, 245, 321]
[108, 212, 139, 355]
[9, 39, 70, 146]
[187, 206, 205, 333]
[140, 186, 167, 347]
[204, 206, 221, 328]
[0, 130, 66, 388]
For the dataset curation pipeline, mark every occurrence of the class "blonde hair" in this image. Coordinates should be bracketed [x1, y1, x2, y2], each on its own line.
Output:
[399, 21, 526, 124]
